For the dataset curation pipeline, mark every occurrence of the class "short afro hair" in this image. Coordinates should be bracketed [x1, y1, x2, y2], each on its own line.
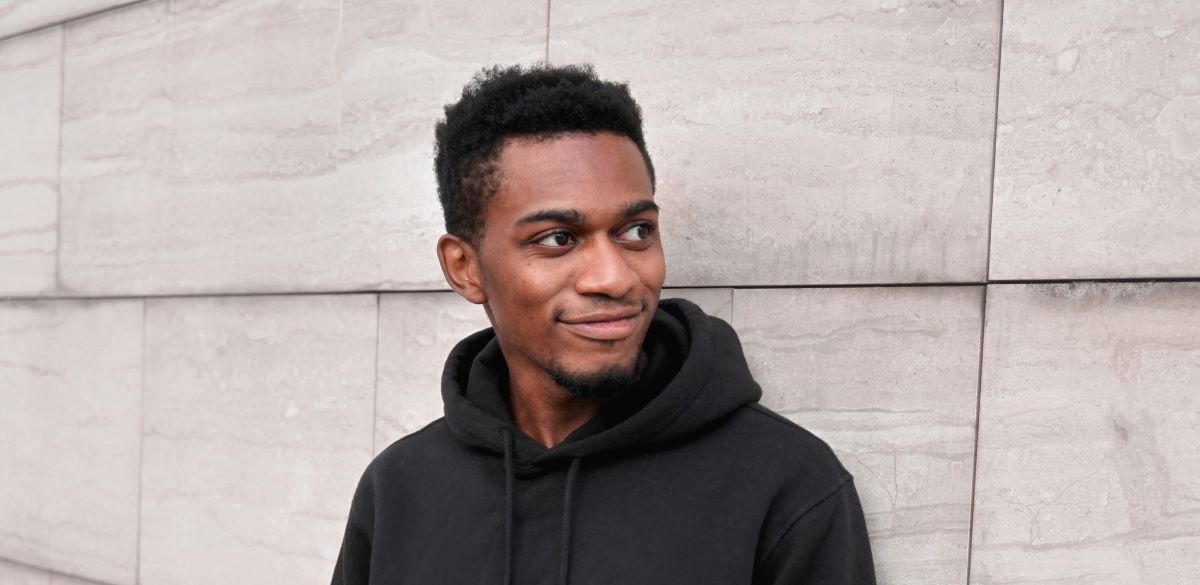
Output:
[433, 63, 656, 248]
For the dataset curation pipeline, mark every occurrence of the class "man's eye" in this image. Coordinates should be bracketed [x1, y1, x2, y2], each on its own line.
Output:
[618, 222, 655, 242]
[535, 231, 575, 248]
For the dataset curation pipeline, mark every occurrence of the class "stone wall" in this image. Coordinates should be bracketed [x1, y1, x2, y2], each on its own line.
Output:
[1, 1, 1197, 583]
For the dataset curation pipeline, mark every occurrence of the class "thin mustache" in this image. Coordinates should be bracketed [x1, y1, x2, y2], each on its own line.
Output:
[558, 300, 644, 322]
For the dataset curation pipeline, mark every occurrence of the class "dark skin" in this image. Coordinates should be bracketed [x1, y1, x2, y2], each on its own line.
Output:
[436, 131, 665, 448]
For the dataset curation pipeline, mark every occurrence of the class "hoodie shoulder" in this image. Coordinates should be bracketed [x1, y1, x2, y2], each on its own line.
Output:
[370, 417, 454, 471]
[725, 402, 853, 497]
[723, 402, 858, 569]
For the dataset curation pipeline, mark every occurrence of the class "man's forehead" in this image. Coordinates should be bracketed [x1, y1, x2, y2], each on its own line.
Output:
[487, 133, 655, 222]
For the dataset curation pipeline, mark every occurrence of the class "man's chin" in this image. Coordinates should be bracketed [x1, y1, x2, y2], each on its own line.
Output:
[546, 351, 646, 401]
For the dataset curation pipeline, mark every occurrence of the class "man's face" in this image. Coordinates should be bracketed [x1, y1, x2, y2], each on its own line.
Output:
[475, 131, 665, 399]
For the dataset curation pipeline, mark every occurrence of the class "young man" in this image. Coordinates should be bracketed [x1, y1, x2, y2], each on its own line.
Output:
[331, 63, 876, 585]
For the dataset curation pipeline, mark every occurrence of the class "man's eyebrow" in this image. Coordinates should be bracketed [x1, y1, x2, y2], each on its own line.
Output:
[516, 207, 585, 226]
[621, 199, 659, 217]
[515, 200, 659, 227]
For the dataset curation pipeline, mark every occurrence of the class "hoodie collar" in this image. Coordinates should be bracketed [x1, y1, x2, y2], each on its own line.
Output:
[441, 296, 762, 473]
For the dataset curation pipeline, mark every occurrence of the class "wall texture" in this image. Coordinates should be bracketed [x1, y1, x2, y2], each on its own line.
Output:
[1, 1, 1197, 584]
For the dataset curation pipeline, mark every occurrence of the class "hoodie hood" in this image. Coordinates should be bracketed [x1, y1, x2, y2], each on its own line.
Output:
[436, 296, 763, 585]
[333, 297, 875, 585]
[441, 296, 763, 472]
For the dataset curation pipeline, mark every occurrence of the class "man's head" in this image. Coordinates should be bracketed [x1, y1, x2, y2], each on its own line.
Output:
[434, 63, 665, 401]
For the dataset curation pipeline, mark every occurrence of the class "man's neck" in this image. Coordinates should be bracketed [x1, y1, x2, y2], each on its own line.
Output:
[505, 366, 609, 449]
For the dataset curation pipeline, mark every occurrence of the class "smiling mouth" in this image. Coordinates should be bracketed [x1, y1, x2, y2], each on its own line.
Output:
[559, 313, 640, 342]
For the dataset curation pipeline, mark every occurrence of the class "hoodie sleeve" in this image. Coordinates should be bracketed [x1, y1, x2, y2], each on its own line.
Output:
[753, 476, 877, 585]
[331, 462, 376, 585]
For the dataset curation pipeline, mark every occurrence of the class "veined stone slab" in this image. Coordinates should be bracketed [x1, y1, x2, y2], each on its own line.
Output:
[733, 286, 982, 585]
[0, 25, 60, 296]
[0, 560, 49, 585]
[971, 282, 1200, 585]
[336, 0, 548, 291]
[0, 0, 138, 40]
[551, 0, 1000, 286]
[60, 0, 343, 295]
[0, 557, 119, 585]
[0, 299, 142, 585]
[990, 0, 1200, 279]
[59, 0, 548, 296]
[139, 293, 376, 585]
[375, 291, 490, 453]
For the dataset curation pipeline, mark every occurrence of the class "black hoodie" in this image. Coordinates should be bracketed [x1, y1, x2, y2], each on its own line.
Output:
[331, 297, 876, 585]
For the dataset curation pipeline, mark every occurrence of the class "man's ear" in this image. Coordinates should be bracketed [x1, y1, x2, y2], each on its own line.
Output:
[437, 233, 487, 304]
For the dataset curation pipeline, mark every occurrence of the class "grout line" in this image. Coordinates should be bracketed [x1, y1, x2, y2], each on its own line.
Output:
[982, 0, 1006, 286]
[4, 276, 1200, 304]
[966, 2, 1006, 584]
[965, 283, 990, 585]
[544, 0, 552, 63]
[371, 293, 381, 456]
[0, 0, 148, 43]
[729, 287, 736, 327]
[543, 0, 552, 63]
[0, 554, 120, 585]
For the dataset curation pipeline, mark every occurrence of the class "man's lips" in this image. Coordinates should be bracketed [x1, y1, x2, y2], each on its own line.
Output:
[559, 310, 642, 341]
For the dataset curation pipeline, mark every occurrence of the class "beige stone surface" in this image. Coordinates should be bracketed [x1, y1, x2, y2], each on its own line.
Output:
[0, 26, 60, 296]
[551, 0, 1000, 286]
[990, 0, 1200, 280]
[0, 0, 137, 40]
[662, 287, 733, 322]
[970, 282, 1200, 585]
[139, 294, 376, 585]
[59, 0, 344, 295]
[0, 560, 49, 585]
[733, 286, 983, 585]
[375, 291, 489, 453]
[0, 299, 142, 585]
[374, 287, 734, 453]
[0, 558, 119, 585]
[336, 0, 547, 291]
[57, 0, 546, 296]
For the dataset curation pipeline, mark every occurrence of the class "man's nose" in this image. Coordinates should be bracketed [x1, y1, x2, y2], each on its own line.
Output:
[575, 235, 638, 299]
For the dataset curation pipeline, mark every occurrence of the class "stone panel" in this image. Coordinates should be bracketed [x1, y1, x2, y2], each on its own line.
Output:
[0, 0, 138, 40]
[0, 299, 142, 585]
[733, 286, 983, 585]
[971, 282, 1200, 585]
[58, 0, 549, 296]
[60, 0, 341, 295]
[0, 558, 120, 585]
[375, 291, 489, 453]
[139, 294, 376, 585]
[336, 0, 548, 290]
[552, 0, 1000, 286]
[0, 560, 48, 585]
[0, 26, 60, 295]
[990, 1, 1200, 279]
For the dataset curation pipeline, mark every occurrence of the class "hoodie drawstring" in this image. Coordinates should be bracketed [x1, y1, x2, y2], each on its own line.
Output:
[559, 455, 582, 585]
[500, 428, 583, 585]
[502, 428, 515, 585]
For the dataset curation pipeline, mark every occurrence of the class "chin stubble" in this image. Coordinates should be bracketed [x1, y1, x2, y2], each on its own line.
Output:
[545, 350, 647, 400]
